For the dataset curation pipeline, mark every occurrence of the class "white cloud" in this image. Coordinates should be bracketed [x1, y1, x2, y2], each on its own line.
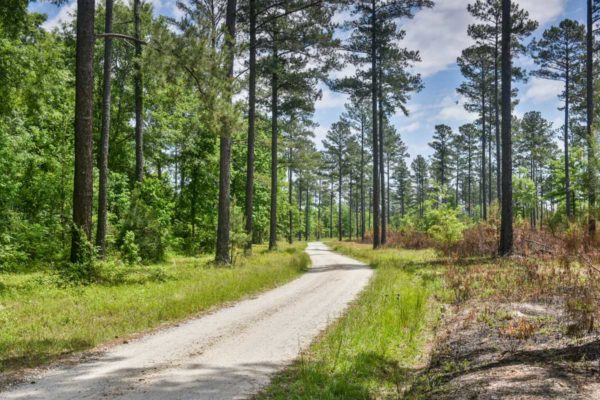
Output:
[401, 0, 566, 78]
[398, 121, 421, 134]
[402, 0, 474, 77]
[42, 0, 76, 31]
[516, 0, 566, 26]
[316, 87, 348, 109]
[522, 78, 564, 103]
[437, 96, 476, 122]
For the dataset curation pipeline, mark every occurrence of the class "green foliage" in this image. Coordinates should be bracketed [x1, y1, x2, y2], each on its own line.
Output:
[425, 206, 467, 247]
[121, 231, 141, 265]
[121, 178, 173, 263]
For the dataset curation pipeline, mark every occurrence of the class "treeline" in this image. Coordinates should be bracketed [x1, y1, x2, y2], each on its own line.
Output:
[1, 0, 599, 270]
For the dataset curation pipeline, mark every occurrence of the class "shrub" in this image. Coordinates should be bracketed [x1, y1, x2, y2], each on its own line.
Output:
[121, 177, 173, 263]
[121, 231, 141, 265]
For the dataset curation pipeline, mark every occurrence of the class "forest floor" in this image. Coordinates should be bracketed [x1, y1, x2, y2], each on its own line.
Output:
[405, 256, 600, 400]
[0, 243, 309, 384]
[0, 242, 372, 400]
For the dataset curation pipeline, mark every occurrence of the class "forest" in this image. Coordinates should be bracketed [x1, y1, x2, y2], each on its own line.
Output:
[1, 0, 600, 399]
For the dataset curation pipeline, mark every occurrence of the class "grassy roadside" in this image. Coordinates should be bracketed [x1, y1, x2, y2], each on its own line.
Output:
[0, 243, 308, 374]
[257, 241, 448, 399]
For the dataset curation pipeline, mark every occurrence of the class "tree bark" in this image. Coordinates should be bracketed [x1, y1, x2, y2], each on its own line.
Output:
[587, 0, 596, 234]
[215, 0, 237, 264]
[360, 113, 366, 241]
[565, 51, 572, 219]
[494, 35, 502, 203]
[378, 65, 386, 244]
[244, 0, 257, 252]
[305, 188, 310, 240]
[338, 153, 343, 241]
[371, 0, 380, 248]
[134, 0, 144, 182]
[71, 0, 95, 263]
[288, 150, 293, 244]
[269, 47, 279, 251]
[96, 0, 113, 259]
[499, 0, 513, 256]
[481, 66, 488, 221]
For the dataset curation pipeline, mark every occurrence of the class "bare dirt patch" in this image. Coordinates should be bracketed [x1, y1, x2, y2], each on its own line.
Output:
[407, 301, 600, 399]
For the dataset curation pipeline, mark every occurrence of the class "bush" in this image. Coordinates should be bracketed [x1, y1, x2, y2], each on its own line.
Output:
[0, 234, 27, 271]
[121, 177, 173, 263]
[121, 231, 141, 265]
[425, 206, 467, 249]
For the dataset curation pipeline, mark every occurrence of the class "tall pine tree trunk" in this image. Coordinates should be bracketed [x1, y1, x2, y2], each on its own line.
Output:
[494, 37, 502, 203]
[360, 114, 366, 241]
[587, 0, 596, 234]
[244, 0, 257, 252]
[269, 47, 279, 251]
[288, 151, 293, 244]
[330, 178, 334, 238]
[96, 0, 113, 259]
[338, 155, 343, 241]
[371, 0, 380, 248]
[71, 0, 95, 263]
[378, 66, 386, 244]
[134, 0, 144, 182]
[499, 0, 514, 256]
[215, 0, 237, 264]
[565, 54, 572, 219]
[481, 66, 488, 221]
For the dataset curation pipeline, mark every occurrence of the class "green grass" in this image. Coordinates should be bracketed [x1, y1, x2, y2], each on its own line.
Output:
[0, 243, 308, 373]
[257, 241, 446, 399]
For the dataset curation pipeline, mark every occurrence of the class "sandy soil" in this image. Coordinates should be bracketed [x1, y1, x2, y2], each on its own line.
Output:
[1, 242, 373, 400]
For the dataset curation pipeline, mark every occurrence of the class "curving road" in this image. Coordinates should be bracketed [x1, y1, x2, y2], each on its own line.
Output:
[2, 242, 372, 400]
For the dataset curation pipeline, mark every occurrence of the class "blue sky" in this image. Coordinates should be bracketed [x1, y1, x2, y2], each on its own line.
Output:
[30, 0, 583, 160]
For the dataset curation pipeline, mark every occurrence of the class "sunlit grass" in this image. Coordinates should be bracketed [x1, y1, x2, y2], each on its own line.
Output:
[0, 243, 308, 372]
[258, 241, 446, 399]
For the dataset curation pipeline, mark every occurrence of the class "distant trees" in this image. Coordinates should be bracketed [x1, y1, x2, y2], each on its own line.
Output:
[411, 155, 428, 217]
[339, 0, 432, 248]
[429, 124, 454, 189]
[530, 19, 586, 219]
[324, 120, 352, 241]
[467, 0, 537, 203]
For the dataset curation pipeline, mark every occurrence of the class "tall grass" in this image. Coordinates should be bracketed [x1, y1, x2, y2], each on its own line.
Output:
[258, 242, 445, 399]
[0, 243, 308, 373]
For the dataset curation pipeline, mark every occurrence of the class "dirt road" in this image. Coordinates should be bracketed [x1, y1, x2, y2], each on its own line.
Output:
[2, 242, 372, 400]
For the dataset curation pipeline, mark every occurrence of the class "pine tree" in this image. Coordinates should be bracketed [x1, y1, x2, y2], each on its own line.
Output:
[467, 0, 538, 202]
[458, 44, 494, 219]
[499, 0, 513, 256]
[71, 0, 96, 263]
[411, 155, 428, 218]
[429, 124, 454, 189]
[530, 19, 586, 219]
[96, 0, 114, 259]
[323, 120, 352, 241]
[341, 0, 433, 248]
